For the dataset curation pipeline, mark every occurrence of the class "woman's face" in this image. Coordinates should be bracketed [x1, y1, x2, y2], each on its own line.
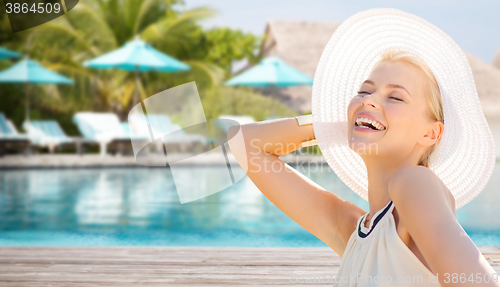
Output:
[347, 61, 438, 163]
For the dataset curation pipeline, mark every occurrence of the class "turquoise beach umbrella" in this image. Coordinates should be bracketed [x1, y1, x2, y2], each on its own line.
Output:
[0, 58, 73, 84]
[83, 36, 190, 103]
[0, 58, 73, 121]
[225, 56, 313, 87]
[0, 47, 22, 60]
[225, 56, 313, 115]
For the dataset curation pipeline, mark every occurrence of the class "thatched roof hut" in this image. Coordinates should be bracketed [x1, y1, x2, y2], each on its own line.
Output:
[493, 49, 500, 70]
[260, 20, 500, 118]
[259, 20, 341, 113]
[466, 52, 500, 119]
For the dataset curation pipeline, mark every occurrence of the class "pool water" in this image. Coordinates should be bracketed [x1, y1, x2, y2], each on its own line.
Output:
[0, 163, 499, 246]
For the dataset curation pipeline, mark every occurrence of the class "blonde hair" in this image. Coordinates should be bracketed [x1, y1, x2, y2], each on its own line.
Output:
[373, 49, 444, 167]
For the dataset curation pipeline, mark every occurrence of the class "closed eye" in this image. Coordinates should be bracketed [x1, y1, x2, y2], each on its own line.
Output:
[389, 96, 403, 101]
[357, 91, 403, 101]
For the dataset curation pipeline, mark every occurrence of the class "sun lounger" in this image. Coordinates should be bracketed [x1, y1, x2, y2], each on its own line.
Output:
[127, 114, 210, 153]
[22, 120, 75, 153]
[169, 123, 208, 144]
[0, 113, 30, 156]
[121, 122, 131, 136]
[73, 112, 149, 155]
[127, 113, 171, 154]
[128, 114, 174, 139]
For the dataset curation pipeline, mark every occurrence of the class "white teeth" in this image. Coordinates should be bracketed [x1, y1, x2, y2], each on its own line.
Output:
[355, 117, 385, 130]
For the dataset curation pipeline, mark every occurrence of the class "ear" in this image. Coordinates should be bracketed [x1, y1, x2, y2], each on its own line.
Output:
[418, 121, 444, 147]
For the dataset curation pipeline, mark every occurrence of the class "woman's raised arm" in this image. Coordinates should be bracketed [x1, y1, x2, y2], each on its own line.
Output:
[226, 117, 364, 256]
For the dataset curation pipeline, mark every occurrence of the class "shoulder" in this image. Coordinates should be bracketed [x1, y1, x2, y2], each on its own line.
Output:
[389, 165, 437, 188]
[388, 166, 455, 214]
[388, 165, 441, 198]
[389, 167, 470, 276]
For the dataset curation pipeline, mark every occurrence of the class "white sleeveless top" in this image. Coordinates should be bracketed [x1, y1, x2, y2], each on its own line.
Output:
[333, 200, 441, 286]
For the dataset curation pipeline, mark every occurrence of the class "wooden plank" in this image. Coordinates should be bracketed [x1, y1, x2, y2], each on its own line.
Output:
[0, 247, 498, 286]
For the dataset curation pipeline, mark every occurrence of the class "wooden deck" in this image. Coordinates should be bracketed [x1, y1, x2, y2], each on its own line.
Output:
[0, 153, 326, 169]
[0, 246, 499, 286]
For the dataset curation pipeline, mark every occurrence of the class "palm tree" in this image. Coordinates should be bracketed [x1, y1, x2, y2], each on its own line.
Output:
[24, 0, 225, 118]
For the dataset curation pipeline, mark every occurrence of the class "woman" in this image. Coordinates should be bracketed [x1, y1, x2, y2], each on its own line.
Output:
[227, 8, 499, 287]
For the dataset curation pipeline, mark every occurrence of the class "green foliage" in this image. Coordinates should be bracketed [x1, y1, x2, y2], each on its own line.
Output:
[194, 27, 263, 77]
[18, 0, 224, 117]
[200, 85, 298, 121]
[0, 0, 306, 146]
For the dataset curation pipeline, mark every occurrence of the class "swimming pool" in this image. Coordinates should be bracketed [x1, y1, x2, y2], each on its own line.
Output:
[0, 163, 499, 246]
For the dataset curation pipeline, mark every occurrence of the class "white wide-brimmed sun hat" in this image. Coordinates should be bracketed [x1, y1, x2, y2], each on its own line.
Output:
[311, 7, 496, 210]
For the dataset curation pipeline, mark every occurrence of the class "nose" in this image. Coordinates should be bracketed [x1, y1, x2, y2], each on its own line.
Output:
[360, 93, 379, 109]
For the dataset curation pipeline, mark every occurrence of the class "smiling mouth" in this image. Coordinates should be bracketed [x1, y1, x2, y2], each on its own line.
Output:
[355, 117, 386, 131]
